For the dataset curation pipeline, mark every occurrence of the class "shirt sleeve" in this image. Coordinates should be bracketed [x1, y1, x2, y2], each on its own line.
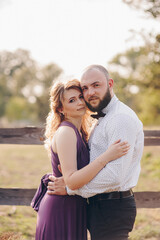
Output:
[67, 113, 143, 198]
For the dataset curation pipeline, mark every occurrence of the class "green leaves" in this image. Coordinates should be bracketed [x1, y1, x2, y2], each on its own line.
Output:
[0, 49, 63, 126]
[109, 34, 160, 125]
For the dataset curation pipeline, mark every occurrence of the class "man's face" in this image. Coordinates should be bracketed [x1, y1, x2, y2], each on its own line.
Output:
[80, 69, 112, 112]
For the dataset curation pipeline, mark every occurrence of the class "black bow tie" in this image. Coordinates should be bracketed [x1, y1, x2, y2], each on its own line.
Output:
[90, 111, 106, 119]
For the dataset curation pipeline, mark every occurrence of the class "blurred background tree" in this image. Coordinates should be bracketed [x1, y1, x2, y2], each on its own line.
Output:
[1, 0, 160, 127]
[108, 0, 160, 125]
[123, 0, 160, 18]
[0, 49, 63, 126]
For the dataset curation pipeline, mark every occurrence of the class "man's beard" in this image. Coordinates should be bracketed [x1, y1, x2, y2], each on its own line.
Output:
[85, 89, 111, 112]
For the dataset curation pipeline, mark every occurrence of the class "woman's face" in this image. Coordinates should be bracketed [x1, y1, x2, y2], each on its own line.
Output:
[61, 88, 86, 119]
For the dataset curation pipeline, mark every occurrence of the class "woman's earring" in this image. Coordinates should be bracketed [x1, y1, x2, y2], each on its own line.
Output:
[60, 112, 64, 119]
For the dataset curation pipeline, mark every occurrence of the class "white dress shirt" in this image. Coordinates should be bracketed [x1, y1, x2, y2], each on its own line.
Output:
[67, 95, 144, 198]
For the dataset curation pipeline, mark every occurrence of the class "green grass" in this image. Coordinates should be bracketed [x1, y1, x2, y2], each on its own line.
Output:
[0, 206, 36, 239]
[0, 145, 51, 188]
[0, 144, 160, 239]
[0, 145, 50, 240]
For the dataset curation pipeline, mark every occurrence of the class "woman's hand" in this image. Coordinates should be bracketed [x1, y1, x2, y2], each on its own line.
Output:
[106, 139, 130, 162]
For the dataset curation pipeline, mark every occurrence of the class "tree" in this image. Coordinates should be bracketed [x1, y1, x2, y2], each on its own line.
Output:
[109, 34, 160, 125]
[123, 0, 160, 18]
[107, 0, 160, 125]
[35, 63, 63, 122]
[5, 96, 34, 122]
[0, 75, 11, 117]
[0, 49, 63, 126]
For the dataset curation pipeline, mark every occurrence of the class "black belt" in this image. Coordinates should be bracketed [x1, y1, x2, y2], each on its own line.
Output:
[88, 189, 133, 204]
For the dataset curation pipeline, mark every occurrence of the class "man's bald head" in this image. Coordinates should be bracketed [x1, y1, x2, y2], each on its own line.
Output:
[81, 64, 110, 83]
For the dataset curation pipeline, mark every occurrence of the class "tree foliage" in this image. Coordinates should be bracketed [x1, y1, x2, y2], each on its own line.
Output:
[123, 0, 160, 18]
[0, 49, 63, 126]
[109, 33, 160, 125]
[108, 0, 160, 125]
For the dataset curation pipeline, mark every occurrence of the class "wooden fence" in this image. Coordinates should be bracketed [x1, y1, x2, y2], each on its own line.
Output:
[0, 127, 160, 208]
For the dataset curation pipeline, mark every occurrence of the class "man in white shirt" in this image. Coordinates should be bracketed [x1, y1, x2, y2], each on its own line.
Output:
[48, 65, 144, 240]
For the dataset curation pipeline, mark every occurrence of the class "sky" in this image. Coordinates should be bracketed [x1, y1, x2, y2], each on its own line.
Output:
[0, 0, 159, 76]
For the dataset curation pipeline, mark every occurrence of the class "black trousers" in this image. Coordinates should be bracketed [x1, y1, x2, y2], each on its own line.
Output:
[87, 195, 136, 240]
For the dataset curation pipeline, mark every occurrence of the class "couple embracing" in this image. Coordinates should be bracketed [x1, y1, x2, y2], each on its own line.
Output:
[31, 65, 144, 240]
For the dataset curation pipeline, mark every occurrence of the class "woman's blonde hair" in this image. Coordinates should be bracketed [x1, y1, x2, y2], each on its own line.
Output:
[45, 79, 91, 155]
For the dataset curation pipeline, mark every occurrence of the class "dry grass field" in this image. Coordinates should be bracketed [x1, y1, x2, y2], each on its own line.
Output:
[0, 143, 160, 240]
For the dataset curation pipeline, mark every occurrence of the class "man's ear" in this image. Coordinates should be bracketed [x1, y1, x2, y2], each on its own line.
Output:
[108, 78, 114, 88]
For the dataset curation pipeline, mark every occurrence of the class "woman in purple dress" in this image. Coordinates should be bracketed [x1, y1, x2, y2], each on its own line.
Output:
[33, 79, 129, 240]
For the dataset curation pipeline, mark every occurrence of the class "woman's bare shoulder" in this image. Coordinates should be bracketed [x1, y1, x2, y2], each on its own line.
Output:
[52, 126, 77, 153]
[55, 125, 76, 141]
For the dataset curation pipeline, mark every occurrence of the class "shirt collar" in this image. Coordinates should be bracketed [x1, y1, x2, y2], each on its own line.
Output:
[102, 94, 118, 114]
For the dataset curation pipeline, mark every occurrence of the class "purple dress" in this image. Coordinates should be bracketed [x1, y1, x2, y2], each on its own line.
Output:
[35, 121, 90, 240]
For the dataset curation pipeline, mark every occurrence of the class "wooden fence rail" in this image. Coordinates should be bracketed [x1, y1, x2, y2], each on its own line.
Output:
[0, 128, 160, 208]
[0, 128, 160, 146]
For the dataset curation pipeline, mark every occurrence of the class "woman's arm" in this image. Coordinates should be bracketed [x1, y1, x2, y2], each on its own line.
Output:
[54, 126, 129, 190]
